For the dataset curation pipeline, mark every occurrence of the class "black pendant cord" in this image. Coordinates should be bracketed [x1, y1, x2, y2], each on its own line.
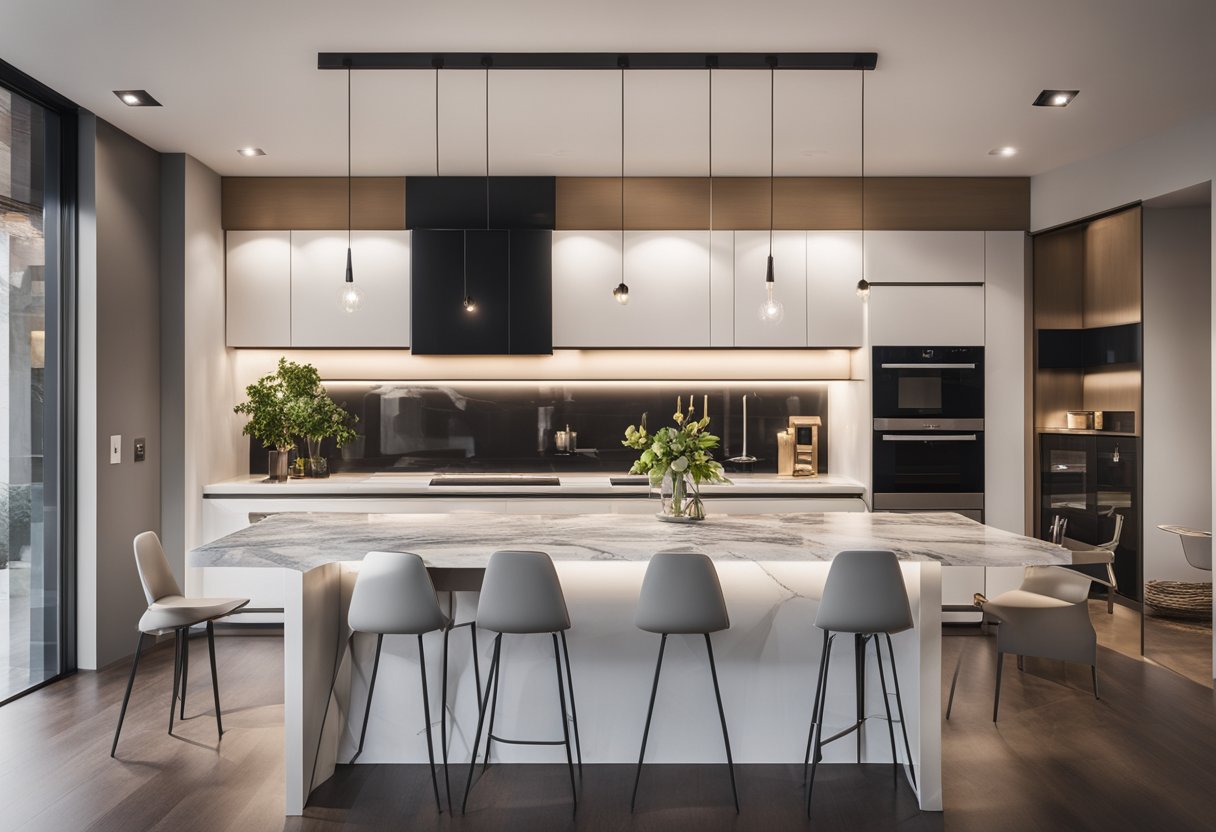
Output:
[708, 66, 713, 232]
[434, 67, 440, 176]
[619, 65, 625, 288]
[860, 68, 865, 273]
[347, 61, 352, 257]
[768, 63, 774, 262]
[484, 62, 491, 231]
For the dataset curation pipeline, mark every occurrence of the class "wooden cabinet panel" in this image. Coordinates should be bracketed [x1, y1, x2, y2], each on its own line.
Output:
[1084, 206, 1141, 328]
[226, 230, 291, 347]
[733, 231, 808, 347]
[1032, 227, 1084, 330]
[551, 231, 711, 347]
[290, 231, 410, 348]
[806, 231, 863, 347]
[222, 178, 405, 230]
[869, 284, 985, 346]
[864, 230, 985, 284]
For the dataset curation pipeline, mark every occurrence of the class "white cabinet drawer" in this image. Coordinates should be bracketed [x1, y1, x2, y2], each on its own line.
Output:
[864, 231, 985, 284]
[226, 230, 291, 347]
[869, 284, 985, 346]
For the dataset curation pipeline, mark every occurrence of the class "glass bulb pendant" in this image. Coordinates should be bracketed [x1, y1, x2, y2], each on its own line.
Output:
[338, 247, 362, 312]
[463, 295, 477, 313]
[758, 256, 784, 323]
[613, 282, 630, 305]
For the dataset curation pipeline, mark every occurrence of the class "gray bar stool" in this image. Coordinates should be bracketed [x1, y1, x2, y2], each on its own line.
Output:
[310, 551, 458, 813]
[804, 549, 916, 817]
[112, 532, 248, 757]
[462, 550, 582, 814]
[632, 552, 738, 813]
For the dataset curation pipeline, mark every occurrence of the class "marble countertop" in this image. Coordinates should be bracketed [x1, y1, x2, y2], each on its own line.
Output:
[189, 510, 1068, 571]
[202, 472, 866, 497]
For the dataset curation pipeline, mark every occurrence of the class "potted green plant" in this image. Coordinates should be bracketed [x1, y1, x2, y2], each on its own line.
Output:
[622, 397, 729, 521]
[233, 358, 299, 481]
[289, 387, 358, 478]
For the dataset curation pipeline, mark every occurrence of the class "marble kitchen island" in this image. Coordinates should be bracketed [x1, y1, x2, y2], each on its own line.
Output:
[190, 511, 1067, 816]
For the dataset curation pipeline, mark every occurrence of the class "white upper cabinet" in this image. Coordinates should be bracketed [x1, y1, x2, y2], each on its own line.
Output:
[552, 231, 711, 347]
[864, 231, 985, 284]
[869, 284, 985, 346]
[806, 231, 864, 347]
[290, 231, 410, 348]
[226, 230, 291, 347]
[733, 231, 808, 347]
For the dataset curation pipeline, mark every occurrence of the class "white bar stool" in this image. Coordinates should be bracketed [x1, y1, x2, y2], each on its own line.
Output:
[462, 550, 581, 814]
[310, 551, 455, 813]
[111, 531, 249, 757]
[804, 549, 916, 817]
[631, 552, 738, 813]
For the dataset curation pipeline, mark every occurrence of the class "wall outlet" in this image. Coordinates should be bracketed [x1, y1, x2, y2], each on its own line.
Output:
[134, 437, 146, 462]
[110, 434, 121, 464]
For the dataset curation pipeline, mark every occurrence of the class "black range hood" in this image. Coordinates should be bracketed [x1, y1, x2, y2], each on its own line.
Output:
[408, 176, 554, 355]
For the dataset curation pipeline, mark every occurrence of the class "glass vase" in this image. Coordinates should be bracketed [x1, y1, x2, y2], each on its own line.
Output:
[304, 437, 329, 478]
[659, 471, 704, 521]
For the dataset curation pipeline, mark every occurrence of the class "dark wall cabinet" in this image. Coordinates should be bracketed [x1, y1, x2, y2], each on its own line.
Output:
[1039, 433, 1140, 600]
[410, 229, 552, 355]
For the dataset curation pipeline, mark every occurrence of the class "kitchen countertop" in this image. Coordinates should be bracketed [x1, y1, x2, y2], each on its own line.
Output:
[189, 510, 1067, 571]
[202, 471, 866, 497]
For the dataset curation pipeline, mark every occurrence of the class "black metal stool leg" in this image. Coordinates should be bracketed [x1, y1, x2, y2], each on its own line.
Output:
[806, 633, 836, 818]
[873, 632, 899, 784]
[631, 633, 667, 812]
[206, 621, 224, 740]
[462, 633, 501, 814]
[551, 633, 578, 815]
[350, 633, 384, 764]
[179, 628, 190, 720]
[884, 634, 917, 789]
[854, 634, 866, 763]
[559, 630, 583, 775]
[469, 622, 482, 717]
[418, 634, 443, 814]
[704, 633, 739, 814]
[1092, 663, 1099, 700]
[803, 630, 831, 780]
[945, 645, 964, 721]
[993, 650, 1005, 722]
[481, 636, 503, 774]
[441, 625, 452, 813]
[111, 631, 147, 757]
[169, 629, 183, 735]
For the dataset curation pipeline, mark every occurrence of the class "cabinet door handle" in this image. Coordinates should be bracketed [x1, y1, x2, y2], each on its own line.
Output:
[881, 434, 978, 442]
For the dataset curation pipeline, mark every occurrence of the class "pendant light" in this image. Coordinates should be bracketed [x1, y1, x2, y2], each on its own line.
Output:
[758, 60, 784, 324]
[338, 59, 364, 313]
[462, 61, 493, 314]
[856, 68, 871, 299]
[612, 60, 630, 305]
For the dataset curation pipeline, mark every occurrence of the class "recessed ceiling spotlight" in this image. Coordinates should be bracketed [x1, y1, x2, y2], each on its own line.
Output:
[113, 89, 161, 107]
[1033, 89, 1079, 107]
[237, 147, 267, 157]
[988, 146, 1017, 157]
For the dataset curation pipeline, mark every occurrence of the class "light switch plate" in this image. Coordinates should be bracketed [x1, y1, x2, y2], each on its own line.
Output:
[110, 434, 121, 464]
[133, 437, 146, 462]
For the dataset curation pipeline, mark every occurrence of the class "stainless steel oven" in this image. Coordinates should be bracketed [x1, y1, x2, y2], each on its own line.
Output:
[872, 346, 984, 420]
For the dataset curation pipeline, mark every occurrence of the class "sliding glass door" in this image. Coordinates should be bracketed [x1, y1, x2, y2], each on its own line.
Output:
[1, 83, 65, 702]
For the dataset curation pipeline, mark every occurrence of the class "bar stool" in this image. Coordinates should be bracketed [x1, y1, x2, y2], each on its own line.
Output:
[462, 550, 581, 814]
[804, 549, 916, 817]
[631, 552, 738, 813]
[112, 531, 249, 757]
[310, 551, 457, 813]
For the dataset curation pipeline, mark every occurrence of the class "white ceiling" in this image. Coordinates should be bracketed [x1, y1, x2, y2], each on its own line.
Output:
[2, 0, 1214, 178]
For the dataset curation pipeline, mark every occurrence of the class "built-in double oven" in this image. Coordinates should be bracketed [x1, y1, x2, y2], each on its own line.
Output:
[872, 346, 984, 520]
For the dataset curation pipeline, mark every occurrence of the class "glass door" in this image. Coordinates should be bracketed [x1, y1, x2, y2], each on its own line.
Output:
[1, 86, 62, 702]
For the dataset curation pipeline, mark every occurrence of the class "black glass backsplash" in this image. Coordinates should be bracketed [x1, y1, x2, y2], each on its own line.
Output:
[248, 382, 829, 475]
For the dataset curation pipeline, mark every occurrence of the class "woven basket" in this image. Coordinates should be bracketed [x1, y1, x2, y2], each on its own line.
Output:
[1144, 580, 1213, 620]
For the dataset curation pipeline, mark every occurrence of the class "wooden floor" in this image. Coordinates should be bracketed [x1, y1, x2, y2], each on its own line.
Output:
[1, 628, 1214, 832]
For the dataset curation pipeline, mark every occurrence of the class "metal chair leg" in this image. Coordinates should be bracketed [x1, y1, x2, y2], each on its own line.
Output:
[806, 633, 836, 817]
[945, 646, 963, 721]
[111, 631, 147, 757]
[854, 634, 866, 763]
[559, 630, 583, 775]
[179, 628, 190, 720]
[803, 630, 831, 780]
[462, 633, 501, 814]
[206, 621, 224, 740]
[469, 622, 482, 717]
[418, 634, 443, 814]
[631, 633, 667, 812]
[1017, 654, 1024, 672]
[349, 633, 384, 765]
[873, 632, 899, 784]
[481, 636, 503, 774]
[704, 633, 739, 814]
[884, 634, 917, 790]
[551, 633, 578, 815]
[1092, 664, 1099, 700]
[169, 629, 183, 735]
[993, 650, 1005, 722]
[441, 625, 452, 813]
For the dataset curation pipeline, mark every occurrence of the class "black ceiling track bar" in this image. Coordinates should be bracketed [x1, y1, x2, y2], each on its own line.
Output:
[318, 52, 877, 71]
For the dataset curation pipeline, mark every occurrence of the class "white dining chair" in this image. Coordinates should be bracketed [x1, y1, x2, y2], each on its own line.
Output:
[111, 531, 249, 757]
